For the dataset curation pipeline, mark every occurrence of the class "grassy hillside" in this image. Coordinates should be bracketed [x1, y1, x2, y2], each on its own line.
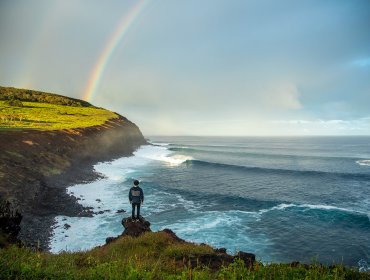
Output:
[0, 231, 367, 280]
[0, 86, 118, 130]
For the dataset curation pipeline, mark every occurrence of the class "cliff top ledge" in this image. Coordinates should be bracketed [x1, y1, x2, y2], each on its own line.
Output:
[105, 216, 256, 270]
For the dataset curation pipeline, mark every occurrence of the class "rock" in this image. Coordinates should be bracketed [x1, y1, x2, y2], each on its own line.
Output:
[215, 248, 227, 254]
[121, 216, 151, 237]
[105, 216, 152, 244]
[96, 199, 101, 203]
[235, 251, 255, 268]
[290, 261, 300, 267]
[64, 223, 71, 230]
[0, 200, 22, 247]
[161, 228, 185, 243]
[106, 236, 117, 244]
[116, 209, 126, 214]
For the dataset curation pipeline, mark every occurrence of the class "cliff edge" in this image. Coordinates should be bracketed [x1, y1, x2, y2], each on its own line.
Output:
[0, 87, 147, 249]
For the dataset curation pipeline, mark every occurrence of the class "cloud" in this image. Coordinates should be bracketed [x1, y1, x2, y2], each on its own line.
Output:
[271, 117, 370, 135]
[264, 83, 302, 110]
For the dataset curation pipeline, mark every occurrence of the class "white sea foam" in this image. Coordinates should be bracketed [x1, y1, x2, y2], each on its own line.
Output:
[175, 194, 201, 212]
[356, 159, 370, 166]
[253, 203, 370, 220]
[49, 144, 195, 253]
[150, 142, 170, 146]
[156, 210, 271, 254]
[229, 203, 370, 224]
[135, 146, 192, 166]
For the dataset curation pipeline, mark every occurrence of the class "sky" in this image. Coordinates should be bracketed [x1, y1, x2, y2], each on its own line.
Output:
[0, 0, 369, 136]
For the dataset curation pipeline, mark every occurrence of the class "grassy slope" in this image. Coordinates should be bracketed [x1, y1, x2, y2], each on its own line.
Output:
[0, 86, 118, 130]
[0, 101, 118, 130]
[0, 232, 367, 280]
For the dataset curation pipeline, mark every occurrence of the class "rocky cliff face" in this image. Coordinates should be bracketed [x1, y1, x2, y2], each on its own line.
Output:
[0, 115, 146, 249]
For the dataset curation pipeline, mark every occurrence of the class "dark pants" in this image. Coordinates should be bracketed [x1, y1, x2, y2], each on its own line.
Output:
[132, 202, 141, 219]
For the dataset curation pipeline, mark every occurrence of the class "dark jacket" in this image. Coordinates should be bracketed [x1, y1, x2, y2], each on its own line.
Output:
[129, 186, 144, 204]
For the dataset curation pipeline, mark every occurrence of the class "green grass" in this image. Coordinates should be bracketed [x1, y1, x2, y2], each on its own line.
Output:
[0, 232, 367, 280]
[0, 101, 118, 130]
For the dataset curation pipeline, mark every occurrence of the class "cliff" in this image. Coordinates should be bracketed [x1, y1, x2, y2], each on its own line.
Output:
[1, 216, 364, 279]
[0, 87, 147, 249]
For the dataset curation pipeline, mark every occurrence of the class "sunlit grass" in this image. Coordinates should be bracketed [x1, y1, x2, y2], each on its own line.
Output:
[0, 101, 118, 130]
[0, 231, 367, 279]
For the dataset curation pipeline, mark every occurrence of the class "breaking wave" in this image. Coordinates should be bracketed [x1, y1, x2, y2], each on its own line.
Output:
[356, 159, 370, 167]
[184, 159, 370, 180]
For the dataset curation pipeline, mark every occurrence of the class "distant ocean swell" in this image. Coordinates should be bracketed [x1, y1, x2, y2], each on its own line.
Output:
[185, 159, 370, 181]
[170, 146, 361, 161]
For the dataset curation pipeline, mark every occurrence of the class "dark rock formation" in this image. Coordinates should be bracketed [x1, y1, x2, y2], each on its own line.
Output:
[105, 216, 151, 244]
[161, 228, 185, 243]
[63, 223, 71, 230]
[0, 115, 146, 249]
[0, 199, 22, 247]
[236, 251, 256, 268]
[105, 217, 256, 270]
[121, 216, 152, 237]
[179, 250, 255, 270]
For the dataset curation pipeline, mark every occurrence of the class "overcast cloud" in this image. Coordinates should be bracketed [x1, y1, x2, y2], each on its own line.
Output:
[0, 0, 369, 135]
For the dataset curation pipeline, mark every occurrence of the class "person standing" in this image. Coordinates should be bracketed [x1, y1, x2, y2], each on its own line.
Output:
[129, 180, 144, 221]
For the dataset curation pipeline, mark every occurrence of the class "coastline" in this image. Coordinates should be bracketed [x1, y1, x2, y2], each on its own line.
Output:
[0, 115, 147, 250]
[21, 160, 103, 251]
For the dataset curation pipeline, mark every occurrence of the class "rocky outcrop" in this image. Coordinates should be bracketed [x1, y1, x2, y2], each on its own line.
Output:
[121, 217, 152, 237]
[0, 199, 22, 247]
[0, 115, 146, 249]
[105, 216, 256, 270]
[106, 216, 151, 244]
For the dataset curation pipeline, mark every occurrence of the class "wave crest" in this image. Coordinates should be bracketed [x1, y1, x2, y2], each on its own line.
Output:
[356, 160, 370, 167]
[184, 159, 370, 180]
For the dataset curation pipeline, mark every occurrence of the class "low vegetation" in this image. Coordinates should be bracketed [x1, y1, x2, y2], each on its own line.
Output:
[0, 231, 367, 279]
[0, 86, 91, 107]
[0, 86, 118, 130]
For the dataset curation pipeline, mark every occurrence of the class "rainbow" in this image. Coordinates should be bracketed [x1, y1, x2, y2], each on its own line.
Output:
[83, 0, 148, 102]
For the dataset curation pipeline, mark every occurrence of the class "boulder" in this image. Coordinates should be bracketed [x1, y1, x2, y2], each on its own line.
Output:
[0, 199, 22, 247]
[121, 216, 151, 237]
[105, 216, 151, 244]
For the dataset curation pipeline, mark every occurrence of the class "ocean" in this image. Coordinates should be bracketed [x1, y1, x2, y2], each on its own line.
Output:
[50, 136, 370, 270]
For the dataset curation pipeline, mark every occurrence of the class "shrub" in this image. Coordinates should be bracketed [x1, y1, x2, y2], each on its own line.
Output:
[4, 99, 23, 107]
